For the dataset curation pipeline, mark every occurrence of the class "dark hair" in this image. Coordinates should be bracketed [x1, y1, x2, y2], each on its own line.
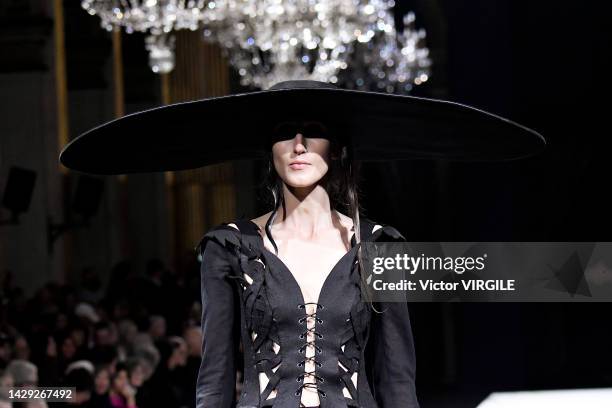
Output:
[114, 361, 128, 375]
[94, 363, 110, 377]
[63, 367, 94, 392]
[89, 345, 118, 366]
[262, 131, 376, 308]
[0, 332, 11, 346]
[125, 357, 143, 375]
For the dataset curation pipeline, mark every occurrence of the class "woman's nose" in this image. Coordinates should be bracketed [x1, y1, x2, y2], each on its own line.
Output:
[293, 133, 307, 153]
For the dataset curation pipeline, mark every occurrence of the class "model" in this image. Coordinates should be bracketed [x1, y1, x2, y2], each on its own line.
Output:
[60, 80, 545, 408]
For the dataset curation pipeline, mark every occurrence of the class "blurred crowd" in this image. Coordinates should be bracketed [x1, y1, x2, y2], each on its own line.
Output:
[0, 256, 208, 408]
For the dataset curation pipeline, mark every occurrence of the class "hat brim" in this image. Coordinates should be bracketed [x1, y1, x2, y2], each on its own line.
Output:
[60, 87, 546, 175]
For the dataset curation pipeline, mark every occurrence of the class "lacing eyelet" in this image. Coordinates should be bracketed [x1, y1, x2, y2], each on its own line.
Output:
[320, 391, 327, 398]
[295, 389, 301, 396]
[299, 334, 304, 339]
[296, 377, 302, 382]
[319, 378, 325, 383]
[297, 304, 304, 309]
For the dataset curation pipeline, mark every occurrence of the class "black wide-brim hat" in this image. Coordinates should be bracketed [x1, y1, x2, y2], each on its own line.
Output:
[60, 80, 545, 175]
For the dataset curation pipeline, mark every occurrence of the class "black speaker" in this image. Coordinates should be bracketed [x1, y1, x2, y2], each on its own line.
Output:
[2, 166, 36, 214]
[72, 175, 104, 219]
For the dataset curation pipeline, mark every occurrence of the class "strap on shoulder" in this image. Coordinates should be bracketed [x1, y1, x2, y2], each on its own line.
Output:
[372, 224, 406, 242]
[233, 219, 258, 234]
[232, 218, 265, 254]
[194, 222, 241, 255]
[359, 218, 406, 242]
[358, 217, 377, 242]
[195, 219, 267, 258]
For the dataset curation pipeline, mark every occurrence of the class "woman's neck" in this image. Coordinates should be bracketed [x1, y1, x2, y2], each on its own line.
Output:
[280, 183, 339, 237]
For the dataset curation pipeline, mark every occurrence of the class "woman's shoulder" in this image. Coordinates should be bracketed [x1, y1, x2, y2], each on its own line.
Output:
[360, 217, 406, 242]
[195, 216, 265, 255]
[195, 220, 242, 255]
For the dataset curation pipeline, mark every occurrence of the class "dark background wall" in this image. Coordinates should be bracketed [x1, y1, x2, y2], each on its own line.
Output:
[360, 1, 612, 405]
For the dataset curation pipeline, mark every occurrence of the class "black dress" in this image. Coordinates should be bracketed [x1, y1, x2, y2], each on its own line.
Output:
[195, 217, 419, 408]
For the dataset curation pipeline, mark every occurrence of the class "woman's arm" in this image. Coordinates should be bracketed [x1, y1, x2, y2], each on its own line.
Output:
[367, 301, 419, 408]
[195, 237, 238, 408]
[366, 224, 419, 408]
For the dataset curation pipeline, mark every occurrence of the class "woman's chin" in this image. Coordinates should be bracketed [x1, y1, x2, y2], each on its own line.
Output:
[284, 176, 324, 189]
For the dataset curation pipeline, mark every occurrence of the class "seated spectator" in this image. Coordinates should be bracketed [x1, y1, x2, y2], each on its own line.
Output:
[138, 336, 188, 408]
[5, 360, 48, 407]
[147, 316, 166, 342]
[5, 359, 37, 387]
[125, 357, 147, 408]
[87, 345, 118, 378]
[0, 368, 14, 408]
[89, 364, 112, 408]
[109, 362, 137, 408]
[13, 335, 30, 361]
[63, 361, 94, 406]
[0, 333, 11, 370]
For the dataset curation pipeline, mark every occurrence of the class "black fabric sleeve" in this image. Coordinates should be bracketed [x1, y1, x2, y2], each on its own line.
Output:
[366, 225, 420, 408]
[367, 301, 419, 408]
[195, 237, 238, 408]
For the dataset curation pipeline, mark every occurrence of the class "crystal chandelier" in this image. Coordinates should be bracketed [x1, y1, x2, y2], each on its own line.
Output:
[337, 11, 431, 93]
[201, 0, 389, 90]
[202, 0, 431, 93]
[81, 0, 208, 73]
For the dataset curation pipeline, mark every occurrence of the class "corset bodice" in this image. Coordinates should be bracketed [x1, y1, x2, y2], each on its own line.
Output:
[195, 217, 419, 408]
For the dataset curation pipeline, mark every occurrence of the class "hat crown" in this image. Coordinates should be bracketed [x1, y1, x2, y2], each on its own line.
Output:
[268, 80, 338, 91]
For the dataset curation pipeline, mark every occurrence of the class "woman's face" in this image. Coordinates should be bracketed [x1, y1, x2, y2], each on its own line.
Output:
[14, 336, 30, 360]
[61, 337, 76, 360]
[94, 368, 110, 394]
[129, 364, 145, 387]
[171, 342, 188, 367]
[70, 328, 86, 348]
[272, 123, 332, 189]
[112, 369, 128, 391]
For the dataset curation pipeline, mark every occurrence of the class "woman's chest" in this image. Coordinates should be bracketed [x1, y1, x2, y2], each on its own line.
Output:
[235, 237, 371, 357]
[273, 238, 352, 303]
[257, 246, 362, 327]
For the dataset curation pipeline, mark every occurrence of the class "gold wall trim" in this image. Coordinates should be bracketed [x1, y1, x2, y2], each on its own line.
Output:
[112, 29, 125, 119]
[53, 0, 69, 173]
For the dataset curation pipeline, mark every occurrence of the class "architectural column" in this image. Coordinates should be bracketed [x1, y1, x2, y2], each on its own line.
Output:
[53, 0, 72, 285]
[163, 31, 235, 266]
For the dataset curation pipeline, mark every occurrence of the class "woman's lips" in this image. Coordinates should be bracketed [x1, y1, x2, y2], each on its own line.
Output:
[289, 162, 310, 170]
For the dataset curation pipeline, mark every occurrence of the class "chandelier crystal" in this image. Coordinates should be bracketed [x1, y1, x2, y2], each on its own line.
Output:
[81, 0, 208, 73]
[337, 11, 431, 93]
[201, 0, 390, 89]
[202, 0, 431, 93]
